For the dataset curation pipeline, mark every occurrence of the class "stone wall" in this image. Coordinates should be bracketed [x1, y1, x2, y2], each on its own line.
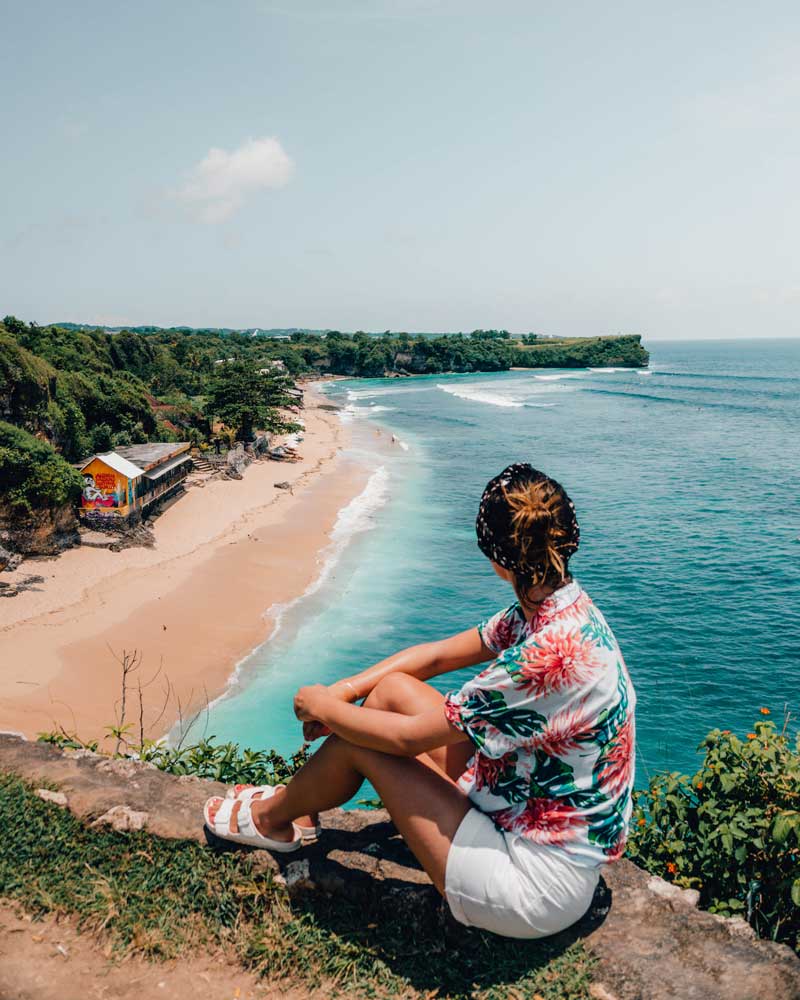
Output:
[1, 734, 798, 1000]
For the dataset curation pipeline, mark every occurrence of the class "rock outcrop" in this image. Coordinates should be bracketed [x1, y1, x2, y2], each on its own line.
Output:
[1, 734, 798, 1000]
[0, 502, 79, 557]
[0, 545, 22, 572]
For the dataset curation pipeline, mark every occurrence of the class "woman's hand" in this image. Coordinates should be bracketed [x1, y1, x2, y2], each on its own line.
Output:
[294, 684, 330, 724]
[299, 681, 360, 742]
[302, 719, 331, 742]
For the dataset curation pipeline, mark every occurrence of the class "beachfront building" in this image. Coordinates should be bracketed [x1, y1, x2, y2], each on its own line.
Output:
[77, 442, 192, 523]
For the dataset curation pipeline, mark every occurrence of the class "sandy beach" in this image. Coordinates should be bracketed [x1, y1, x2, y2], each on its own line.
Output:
[0, 388, 368, 744]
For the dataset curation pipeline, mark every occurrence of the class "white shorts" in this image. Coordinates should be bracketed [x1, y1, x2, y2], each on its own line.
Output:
[444, 807, 600, 939]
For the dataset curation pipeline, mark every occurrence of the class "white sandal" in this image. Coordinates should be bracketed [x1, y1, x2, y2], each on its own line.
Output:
[203, 796, 303, 852]
[226, 784, 321, 842]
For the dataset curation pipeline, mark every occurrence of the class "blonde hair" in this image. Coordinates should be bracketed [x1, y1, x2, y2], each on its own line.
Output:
[503, 479, 571, 590]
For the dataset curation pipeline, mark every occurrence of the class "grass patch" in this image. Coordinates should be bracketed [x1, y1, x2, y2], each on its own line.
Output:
[0, 774, 595, 999]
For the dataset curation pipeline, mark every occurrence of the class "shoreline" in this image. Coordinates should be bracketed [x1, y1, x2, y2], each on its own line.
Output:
[198, 460, 390, 727]
[0, 388, 370, 745]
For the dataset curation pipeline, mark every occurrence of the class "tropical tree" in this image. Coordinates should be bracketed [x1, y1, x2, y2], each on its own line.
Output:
[204, 361, 299, 441]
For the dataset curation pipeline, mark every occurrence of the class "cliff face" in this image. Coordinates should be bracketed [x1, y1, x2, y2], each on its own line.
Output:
[0, 501, 79, 556]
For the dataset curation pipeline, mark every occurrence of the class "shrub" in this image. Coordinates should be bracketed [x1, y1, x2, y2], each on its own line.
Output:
[628, 713, 800, 951]
[139, 738, 310, 786]
[90, 422, 114, 452]
[0, 421, 83, 513]
[0, 330, 57, 431]
[37, 730, 309, 787]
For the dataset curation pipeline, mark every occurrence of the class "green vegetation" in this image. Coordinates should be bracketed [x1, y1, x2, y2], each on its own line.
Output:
[205, 360, 300, 441]
[0, 421, 83, 514]
[293, 329, 647, 376]
[0, 314, 646, 521]
[515, 334, 648, 368]
[0, 317, 307, 522]
[39, 729, 311, 786]
[628, 713, 800, 952]
[0, 773, 596, 999]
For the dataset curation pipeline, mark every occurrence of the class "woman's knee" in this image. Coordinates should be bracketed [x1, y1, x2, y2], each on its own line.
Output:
[365, 672, 438, 712]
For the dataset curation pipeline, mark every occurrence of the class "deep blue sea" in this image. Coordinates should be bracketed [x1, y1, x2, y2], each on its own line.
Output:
[205, 339, 800, 789]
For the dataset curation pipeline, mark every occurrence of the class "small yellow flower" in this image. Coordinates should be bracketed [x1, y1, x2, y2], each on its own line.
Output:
[760, 707, 770, 715]
[666, 862, 677, 875]
[696, 780, 703, 790]
[747, 733, 757, 740]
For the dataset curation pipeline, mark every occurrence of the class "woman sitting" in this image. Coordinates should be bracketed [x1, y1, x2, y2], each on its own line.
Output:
[204, 463, 636, 939]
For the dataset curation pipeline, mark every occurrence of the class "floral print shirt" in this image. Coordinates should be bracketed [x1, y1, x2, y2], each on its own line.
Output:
[444, 580, 636, 868]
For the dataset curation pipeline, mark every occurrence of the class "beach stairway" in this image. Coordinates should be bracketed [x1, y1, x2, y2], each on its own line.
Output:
[1, 733, 798, 1000]
[190, 454, 215, 474]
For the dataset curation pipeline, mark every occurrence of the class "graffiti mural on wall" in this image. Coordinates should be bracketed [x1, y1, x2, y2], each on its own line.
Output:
[81, 472, 122, 516]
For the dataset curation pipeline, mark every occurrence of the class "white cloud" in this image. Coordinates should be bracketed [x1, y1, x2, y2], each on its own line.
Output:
[174, 137, 293, 223]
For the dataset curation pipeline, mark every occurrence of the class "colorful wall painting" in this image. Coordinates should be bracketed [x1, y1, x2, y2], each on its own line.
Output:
[79, 459, 129, 518]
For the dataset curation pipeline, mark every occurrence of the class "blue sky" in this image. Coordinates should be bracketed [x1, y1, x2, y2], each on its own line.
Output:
[2, 0, 799, 338]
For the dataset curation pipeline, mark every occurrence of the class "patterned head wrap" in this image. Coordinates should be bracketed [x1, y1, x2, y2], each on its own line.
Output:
[476, 463, 580, 581]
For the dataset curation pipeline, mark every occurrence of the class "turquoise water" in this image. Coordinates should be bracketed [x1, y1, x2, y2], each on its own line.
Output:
[205, 339, 800, 786]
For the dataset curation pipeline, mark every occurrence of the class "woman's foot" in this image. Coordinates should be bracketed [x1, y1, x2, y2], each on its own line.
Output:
[229, 784, 319, 834]
[205, 794, 297, 843]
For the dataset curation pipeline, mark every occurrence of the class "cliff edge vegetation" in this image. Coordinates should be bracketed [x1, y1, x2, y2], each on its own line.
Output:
[514, 334, 647, 369]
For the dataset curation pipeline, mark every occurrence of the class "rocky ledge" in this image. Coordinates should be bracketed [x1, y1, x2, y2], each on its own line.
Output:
[1, 733, 798, 1000]
[0, 503, 79, 559]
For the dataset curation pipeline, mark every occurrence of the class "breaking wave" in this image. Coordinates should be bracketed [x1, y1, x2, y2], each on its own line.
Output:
[436, 383, 523, 408]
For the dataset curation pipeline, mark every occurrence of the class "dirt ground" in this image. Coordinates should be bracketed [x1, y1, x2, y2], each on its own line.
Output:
[0, 903, 317, 1000]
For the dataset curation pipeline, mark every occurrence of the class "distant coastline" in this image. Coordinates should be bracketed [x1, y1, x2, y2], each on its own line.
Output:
[17, 319, 649, 378]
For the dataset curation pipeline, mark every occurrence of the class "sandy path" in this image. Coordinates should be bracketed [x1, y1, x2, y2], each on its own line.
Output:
[0, 392, 368, 744]
[0, 903, 322, 1000]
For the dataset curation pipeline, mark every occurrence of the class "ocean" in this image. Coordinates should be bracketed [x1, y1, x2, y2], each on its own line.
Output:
[204, 338, 800, 789]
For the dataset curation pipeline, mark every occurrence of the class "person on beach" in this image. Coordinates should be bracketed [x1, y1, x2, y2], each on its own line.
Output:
[204, 464, 636, 939]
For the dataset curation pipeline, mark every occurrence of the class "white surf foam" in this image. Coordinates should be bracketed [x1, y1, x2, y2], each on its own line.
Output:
[265, 464, 390, 639]
[533, 373, 583, 381]
[347, 385, 434, 401]
[330, 465, 390, 542]
[340, 403, 395, 422]
[437, 383, 523, 408]
[588, 367, 636, 373]
[206, 466, 391, 714]
[636, 370, 654, 376]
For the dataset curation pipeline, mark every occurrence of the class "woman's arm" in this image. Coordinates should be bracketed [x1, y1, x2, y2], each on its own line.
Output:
[328, 627, 493, 702]
[295, 685, 469, 756]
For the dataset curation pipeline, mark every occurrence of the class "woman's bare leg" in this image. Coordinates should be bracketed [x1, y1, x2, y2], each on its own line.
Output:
[363, 673, 473, 780]
[250, 735, 472, 893]
[206, 673, 474, 888]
